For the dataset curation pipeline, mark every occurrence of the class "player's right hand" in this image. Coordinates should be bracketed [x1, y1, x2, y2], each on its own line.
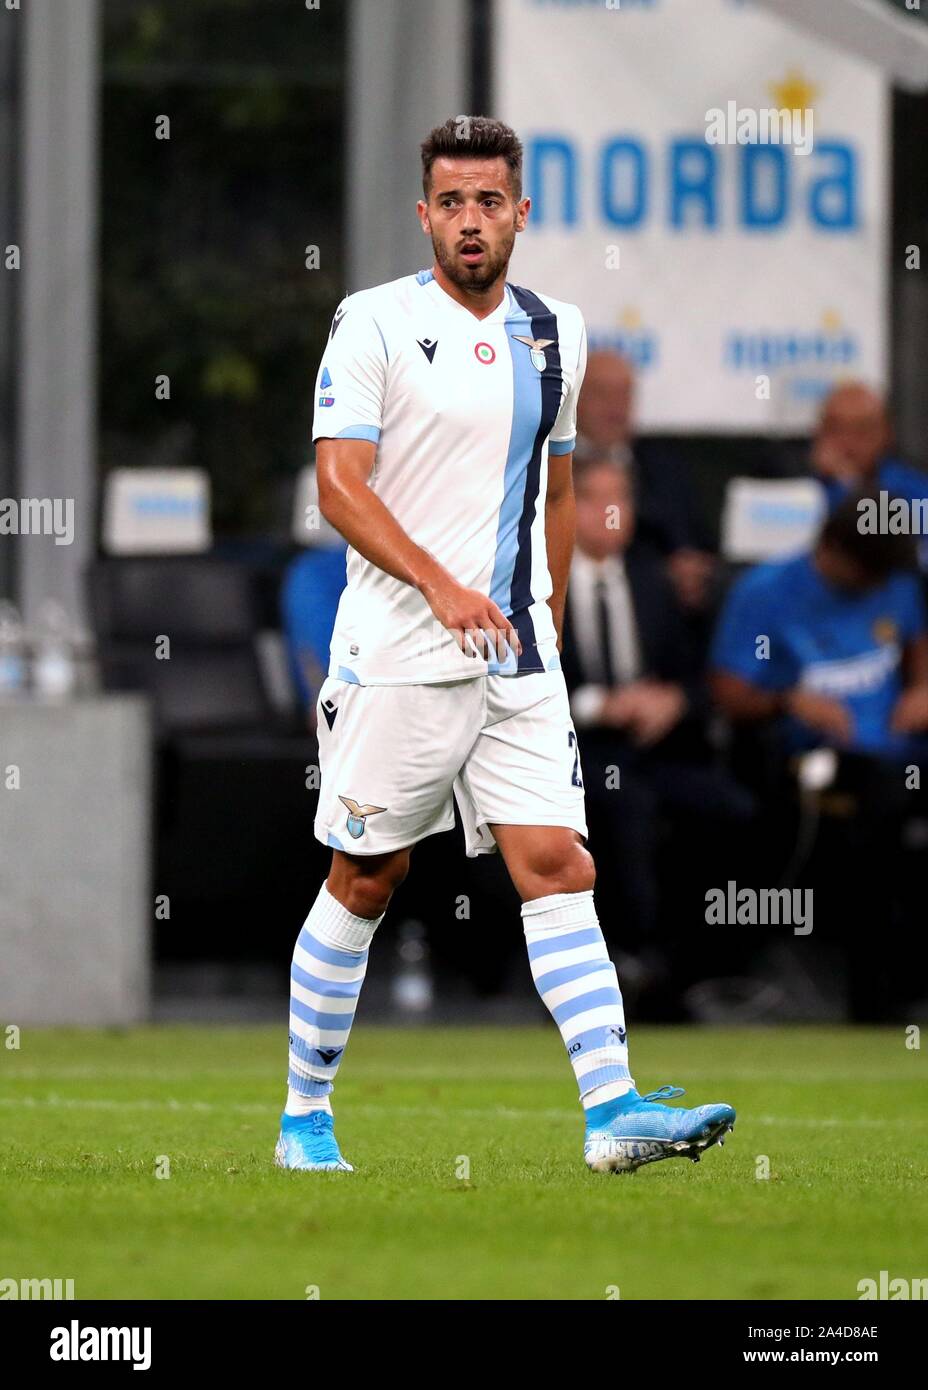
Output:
[421, 576, 522, 662]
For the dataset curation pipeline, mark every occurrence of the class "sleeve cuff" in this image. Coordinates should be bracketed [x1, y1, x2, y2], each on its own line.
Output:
[312, 424, 381, 444]
[548, 436, 576, 457]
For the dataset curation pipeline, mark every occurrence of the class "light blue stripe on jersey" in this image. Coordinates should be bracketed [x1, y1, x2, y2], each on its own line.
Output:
[488, 301, 543, 619]
[548, 436, 575, 456]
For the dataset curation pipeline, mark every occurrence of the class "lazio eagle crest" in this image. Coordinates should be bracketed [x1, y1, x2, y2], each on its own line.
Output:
[338, 795, 387, 839]
[512, 334, 555, 373]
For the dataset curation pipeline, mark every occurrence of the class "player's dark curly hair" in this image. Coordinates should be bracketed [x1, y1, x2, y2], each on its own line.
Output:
[420, 116, 523, 199]
[820, 490, 918, 581]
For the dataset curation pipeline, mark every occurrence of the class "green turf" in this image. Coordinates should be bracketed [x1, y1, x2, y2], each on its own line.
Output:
[0, 1024, 924, 1300]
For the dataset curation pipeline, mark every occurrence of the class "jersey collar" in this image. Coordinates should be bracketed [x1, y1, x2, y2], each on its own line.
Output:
[421, 271, 514, 325]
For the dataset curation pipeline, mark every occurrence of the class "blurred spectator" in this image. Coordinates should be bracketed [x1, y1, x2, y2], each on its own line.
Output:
[710, 495, 928, 1021]
[576, 349, 715, 611]
[711, 494, 928, 761]
[812, 382, 928, 569]
[563, 453, 753, 959]
[281, 467, 347, 720]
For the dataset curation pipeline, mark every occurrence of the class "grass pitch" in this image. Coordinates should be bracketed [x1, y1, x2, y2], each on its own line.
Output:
[0, 1024, 923, 1300]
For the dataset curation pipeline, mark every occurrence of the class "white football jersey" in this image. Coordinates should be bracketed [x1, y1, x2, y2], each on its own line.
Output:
[312, 267, 587, 684]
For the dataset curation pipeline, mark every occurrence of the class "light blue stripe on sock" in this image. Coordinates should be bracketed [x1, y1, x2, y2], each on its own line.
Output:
[534, 957, 610, 996]
[291, 959, 364, 999]
[565, 1023, 626, 1052]
[551, 986, 622, 1027]
[287, 1065, 332, 1098]
[578, 1062, 631, 1095]
[288, 1027, 347, 1070]
[526, 926, 603, 962]
[298, 926, 368, 969]
[289, 997, 354, 1033]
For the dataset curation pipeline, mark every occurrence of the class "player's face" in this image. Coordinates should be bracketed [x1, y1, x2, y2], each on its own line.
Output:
[418, 156, 529, 294]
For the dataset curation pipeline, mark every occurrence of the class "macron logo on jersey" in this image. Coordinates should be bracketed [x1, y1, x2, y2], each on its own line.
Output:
[329, 306, 347, 339]
[318, 367, 335, 407]
[417, 337, 438, 364]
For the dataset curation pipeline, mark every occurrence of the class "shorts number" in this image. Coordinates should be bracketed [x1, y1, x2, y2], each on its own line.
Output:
[567, 730, 583, 788]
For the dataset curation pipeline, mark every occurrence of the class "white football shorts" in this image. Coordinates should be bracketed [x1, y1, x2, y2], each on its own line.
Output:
[313, 669, 588, 857]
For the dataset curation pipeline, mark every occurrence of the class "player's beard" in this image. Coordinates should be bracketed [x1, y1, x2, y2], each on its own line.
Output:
[432, 224, 516, 295]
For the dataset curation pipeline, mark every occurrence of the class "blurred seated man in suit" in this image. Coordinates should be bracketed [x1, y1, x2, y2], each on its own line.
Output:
[576, 349, 715, 612]
[562, 453, 754, 976]
[812, 382, 928, 571]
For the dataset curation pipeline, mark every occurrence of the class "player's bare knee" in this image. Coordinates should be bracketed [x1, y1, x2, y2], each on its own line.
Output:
[329, 848, 410, 919]
[554, 841, 595, 896]
[335, 877, 397, 919]
[524, 838, 595, 900]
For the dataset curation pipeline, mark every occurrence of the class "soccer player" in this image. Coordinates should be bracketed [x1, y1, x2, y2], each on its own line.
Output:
[275, 117, 735, 1176]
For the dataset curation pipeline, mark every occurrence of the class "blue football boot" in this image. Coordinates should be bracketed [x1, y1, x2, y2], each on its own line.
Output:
[584, 1085, 735, 1174]
[274, 1110, 353, 1172]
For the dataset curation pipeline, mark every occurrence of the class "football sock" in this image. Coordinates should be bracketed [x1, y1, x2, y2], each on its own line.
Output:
[285, 881, 383, 1116]
[283, 1093, 333, 1118]
[522, 889, 634, 1110]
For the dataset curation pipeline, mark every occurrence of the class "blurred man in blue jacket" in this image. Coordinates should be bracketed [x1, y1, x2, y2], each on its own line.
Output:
[281, 467, 347, 723]
[812, 383, 928, 570]
[711, 495, 928, 763]
[710, 494, 928, 1022]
